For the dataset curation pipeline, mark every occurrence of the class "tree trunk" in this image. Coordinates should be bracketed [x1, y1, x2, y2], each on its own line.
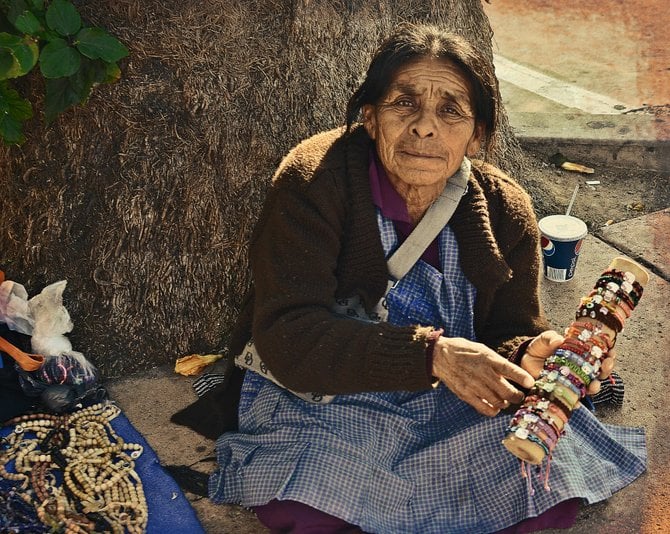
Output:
[0, 0, 525, 376]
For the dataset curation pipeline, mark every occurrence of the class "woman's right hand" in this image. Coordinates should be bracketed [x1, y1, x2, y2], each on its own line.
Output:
[431, 336, 535, 417]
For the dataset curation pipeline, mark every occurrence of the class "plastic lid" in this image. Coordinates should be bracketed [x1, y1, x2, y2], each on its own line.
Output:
[538, 215, 588, 242]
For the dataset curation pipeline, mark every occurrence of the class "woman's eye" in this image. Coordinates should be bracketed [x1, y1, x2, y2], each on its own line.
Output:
[442, 105, 461, 116]
[385, 98, 416, 115]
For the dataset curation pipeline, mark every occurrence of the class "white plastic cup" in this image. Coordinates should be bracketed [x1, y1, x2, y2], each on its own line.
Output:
[538, 215, 588, 282]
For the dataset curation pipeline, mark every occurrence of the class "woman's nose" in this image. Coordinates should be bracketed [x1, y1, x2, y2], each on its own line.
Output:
[410, 108, 436, 138]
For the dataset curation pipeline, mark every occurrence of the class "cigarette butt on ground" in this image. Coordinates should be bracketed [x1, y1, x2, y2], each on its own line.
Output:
[549, 152, 595, 174]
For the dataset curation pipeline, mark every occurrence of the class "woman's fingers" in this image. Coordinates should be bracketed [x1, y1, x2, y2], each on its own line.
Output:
[586, 378, 601, 396]
[525, 330, 565, 359]
[599, 348, 617, 379]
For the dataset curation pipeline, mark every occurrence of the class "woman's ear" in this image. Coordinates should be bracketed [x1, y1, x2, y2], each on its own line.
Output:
[361, 105, 377, 140]
[466, 122, 485, 157]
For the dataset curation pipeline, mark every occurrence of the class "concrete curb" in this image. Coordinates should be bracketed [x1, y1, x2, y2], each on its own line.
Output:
[509, 111, 670, 172]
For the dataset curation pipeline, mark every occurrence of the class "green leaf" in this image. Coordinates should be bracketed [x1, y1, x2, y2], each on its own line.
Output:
[42, 29, 61, 42]
[0, 112, 26, 144]
[82, 57, 106, 84]
[102, 61, 121, 83]
[44, 75, 81, 123]
[42, 56, 122, 124]
[0, 33, 23, 48]
[45, 0, 81, 36]
[6, 1, 42, 35]
[11, 36, 38, 72]
[75, 27, 128, 62]
[7, 0, 28, 26]
[0, 80, 32, 144]
[13, 9, 41, 35]
[0, 32, 38, 78]
[66, 57, 97, 100]
[0, 50, 13, 77]
[39, 37, 80, 78]
[0, 80, 32, 120]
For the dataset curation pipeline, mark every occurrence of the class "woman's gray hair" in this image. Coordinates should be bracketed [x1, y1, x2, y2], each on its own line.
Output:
[346, 22, 500, 157]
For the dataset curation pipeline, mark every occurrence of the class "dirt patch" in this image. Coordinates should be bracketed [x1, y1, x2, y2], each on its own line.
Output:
[516, 147, 670, 235]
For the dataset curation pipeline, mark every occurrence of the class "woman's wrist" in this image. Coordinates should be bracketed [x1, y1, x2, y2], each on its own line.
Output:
[510, 337, 533, 366]
[425, 328, 444, 379]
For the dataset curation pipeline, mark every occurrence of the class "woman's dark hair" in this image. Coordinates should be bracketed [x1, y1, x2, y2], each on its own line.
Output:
[345, 23, 500, 156]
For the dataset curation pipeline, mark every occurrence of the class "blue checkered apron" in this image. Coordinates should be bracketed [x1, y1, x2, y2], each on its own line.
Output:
[209, 211, 646, 534]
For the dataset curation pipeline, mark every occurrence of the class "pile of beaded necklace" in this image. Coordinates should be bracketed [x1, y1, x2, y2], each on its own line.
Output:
[0, 402, 148, 533]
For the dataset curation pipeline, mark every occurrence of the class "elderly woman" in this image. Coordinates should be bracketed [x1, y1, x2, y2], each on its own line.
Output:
[201, 23, 645, 533]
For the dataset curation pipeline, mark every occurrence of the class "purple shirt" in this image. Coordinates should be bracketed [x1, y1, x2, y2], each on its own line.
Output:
[368, 150, 440, 270]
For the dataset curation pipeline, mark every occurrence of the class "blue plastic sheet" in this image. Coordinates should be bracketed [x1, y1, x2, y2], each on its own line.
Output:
[111, 411, 206, 534]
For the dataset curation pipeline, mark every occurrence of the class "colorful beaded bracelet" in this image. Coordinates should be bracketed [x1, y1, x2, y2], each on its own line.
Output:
[511, 411, 561, 451]
[526, 390, 573, 420]
[564, 326, 611, 354]
[565, 320, 615, 349]
[541, 366, 588, 397]
[565, 341, 603, 364]
[508, 426, 550, 456]
[576, 304, 624, 333]
[588, 287, 634, 317]
[534, 377, 581, 409]
[594, 273, 643, 306]
[545, 356, 593, 385]
[552, 348, 601, 377]
[559, 338, 602, 363]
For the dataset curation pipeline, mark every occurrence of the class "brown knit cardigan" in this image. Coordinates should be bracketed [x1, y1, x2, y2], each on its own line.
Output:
[229, 125, 550, 396]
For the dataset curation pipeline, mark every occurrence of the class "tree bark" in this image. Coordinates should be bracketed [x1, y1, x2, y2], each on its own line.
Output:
[0, 0, 525, 376]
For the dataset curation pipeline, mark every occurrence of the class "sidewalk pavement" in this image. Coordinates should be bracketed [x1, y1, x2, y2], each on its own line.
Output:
[107, 4, 669, 533]
[484, 0, 669, 172]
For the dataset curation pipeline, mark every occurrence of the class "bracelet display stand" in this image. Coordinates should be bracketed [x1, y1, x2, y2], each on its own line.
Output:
[502, 256, 649, 465]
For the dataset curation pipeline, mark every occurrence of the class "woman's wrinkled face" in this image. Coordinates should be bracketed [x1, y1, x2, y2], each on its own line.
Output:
[362, 57, 483, 188]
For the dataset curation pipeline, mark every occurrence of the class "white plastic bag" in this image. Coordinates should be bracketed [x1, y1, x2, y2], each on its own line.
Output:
[0, 280, 34, 335]
[28, 280, 74, 357]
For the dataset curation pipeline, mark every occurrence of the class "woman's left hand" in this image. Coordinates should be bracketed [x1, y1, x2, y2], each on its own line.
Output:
[519, 330, 564, 379]
[520, 330, 616, 395]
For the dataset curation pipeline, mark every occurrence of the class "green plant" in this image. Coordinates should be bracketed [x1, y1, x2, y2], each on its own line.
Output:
[0, 0, 128, 145]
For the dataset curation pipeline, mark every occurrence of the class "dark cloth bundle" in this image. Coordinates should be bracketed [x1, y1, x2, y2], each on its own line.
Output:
[170, 358, 245, 439]
[0, 326, 38, 422]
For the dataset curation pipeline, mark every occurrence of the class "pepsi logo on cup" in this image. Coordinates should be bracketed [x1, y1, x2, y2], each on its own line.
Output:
[541, 235, 555, 256]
